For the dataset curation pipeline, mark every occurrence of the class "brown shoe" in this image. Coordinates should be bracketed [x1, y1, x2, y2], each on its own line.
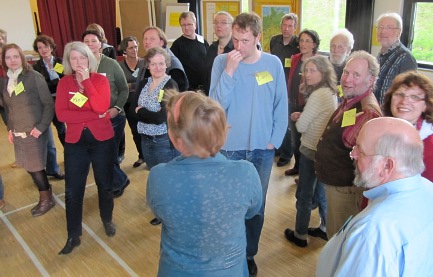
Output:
[0, 199, 5, 210]
[31, 190, 55, 217]
[285, 168, 299, 176]
[294, 178, 299, 185]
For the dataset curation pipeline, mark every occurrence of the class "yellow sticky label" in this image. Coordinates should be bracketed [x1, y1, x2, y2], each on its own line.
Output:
[54, 63, 64, 74]
[341, 108, 357, 127]
[337, 85, 343, 97]
[14, 81, 25, 95]
[158, 89, 164, 102]
[70, 92, 88, 108]
[255, 71, 273, 86]
[284, 58, 292, 68]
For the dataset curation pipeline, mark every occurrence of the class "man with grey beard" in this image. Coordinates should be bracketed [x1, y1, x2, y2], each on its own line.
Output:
[315, 50, 382, 238]
[329, 29, 354, 84]
[316, 117, 433, 276]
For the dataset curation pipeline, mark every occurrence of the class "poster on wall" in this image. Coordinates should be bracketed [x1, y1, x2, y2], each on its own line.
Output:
[253, 0, 299, 53]
[201, 0, 241, 43]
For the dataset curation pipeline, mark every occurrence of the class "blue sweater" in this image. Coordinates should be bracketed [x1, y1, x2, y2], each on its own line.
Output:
[147, 153, 262, 276]
[209, 52, 288, 151]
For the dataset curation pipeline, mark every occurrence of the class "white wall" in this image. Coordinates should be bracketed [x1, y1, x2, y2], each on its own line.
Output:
[0, 0, 36, 52]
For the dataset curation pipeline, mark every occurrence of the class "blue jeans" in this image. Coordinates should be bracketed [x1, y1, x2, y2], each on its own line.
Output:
[64, 128, 115, 238]
[0, 174, 4, 200]
[111, 115, 128, 191]
[220, 148, 275, 257]
[46, 126, 61, 175]
[295, 153, 327, 236]
[141, 133, 179, 169]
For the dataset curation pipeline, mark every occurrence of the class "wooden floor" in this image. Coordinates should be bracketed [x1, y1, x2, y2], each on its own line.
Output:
[0, 121, 326, 277]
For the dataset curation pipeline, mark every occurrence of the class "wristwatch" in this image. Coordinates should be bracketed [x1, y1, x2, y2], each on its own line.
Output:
[114, 106, 122, 113]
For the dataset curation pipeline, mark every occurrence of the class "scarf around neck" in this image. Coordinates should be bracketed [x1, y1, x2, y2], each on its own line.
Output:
[7, 67, 23, 96]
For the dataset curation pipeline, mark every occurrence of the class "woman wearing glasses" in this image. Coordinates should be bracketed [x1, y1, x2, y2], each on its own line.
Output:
[130, 47, 180, 225]
[382, 71, 433, 182]
[284, 29, 320, 178]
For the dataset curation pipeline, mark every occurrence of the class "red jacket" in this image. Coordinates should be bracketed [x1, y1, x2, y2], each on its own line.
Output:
[55, 73, 114, 143]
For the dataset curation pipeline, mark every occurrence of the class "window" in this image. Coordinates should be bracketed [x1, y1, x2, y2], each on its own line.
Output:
[301, 0, 347, 52]
[403, 0, 433, 69]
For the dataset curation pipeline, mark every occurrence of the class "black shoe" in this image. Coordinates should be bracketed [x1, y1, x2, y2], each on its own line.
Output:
[294, 178, 299, 185]
[58, 237, 81, 255]
[308, 227, 328, 241]
[247, 259, 258, 276]
[47, 172, 65, 180]
[150, 217, 162, 225]
[113, 179, 130, 198]
[133, 159, 144, 168]
[103, 222, 116, 237]
[276, 157, 290, 167]
[284, 168, 299, 176]
[284, 228, 307, 247]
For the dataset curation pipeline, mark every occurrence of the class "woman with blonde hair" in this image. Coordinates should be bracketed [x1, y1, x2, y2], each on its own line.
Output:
[147, 91, 262, 276]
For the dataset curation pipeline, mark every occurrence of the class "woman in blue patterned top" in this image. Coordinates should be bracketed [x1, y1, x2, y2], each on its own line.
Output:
[147, 92, 262, 277]
[130, 47, 180, 225]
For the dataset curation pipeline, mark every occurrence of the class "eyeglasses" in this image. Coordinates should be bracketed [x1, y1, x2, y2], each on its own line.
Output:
[181, 23, 194, 28]
[349, 145, 382, 160]
[376, 26, 400, 31]
[330, 44, 346, 50]
[299, 39, 314, 44]
[213, 21, 231, 26]
[392, 92, 425, 103]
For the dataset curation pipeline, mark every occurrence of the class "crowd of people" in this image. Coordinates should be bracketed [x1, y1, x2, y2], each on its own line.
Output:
[0, 8, 432, 277]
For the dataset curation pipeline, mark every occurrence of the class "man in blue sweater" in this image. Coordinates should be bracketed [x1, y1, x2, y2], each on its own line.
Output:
[210, 12, 288, 277]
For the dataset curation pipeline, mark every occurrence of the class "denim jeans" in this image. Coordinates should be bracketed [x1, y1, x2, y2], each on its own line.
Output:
[46, 126, 61, 175]
[0, 174, 4, 200]
[64, 128, 115, 238]
[124, 102, 143, 160]
[295, 153, 327, 237]
[111, 115, 129, 191]
[277, 128, 293, 160]
[220, 148, 275, 257]
[289, 103, 302, 170]
[141, 133, 179, 170]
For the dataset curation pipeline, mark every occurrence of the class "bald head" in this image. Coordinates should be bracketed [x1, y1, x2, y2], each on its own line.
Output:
[360, 117, 421, 147]
[355, 117, 424, 186]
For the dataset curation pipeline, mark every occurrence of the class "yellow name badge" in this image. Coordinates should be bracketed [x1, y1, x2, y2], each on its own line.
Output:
[284, 58, 292, 68]
[70, 92, 89, 108]
[255, 71, 273, 86]
[14, 81, 25, 95]
[158, 89, 164, 102]
[337, 85, 343, 97]
[341, 108, 357, 127]
[54, 63, 64, 74]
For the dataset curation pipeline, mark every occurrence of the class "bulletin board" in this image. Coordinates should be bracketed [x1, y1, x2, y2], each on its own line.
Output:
[165, 3, 190, 43]
[253, 0, 300, 52]
[201, 0, 241, 43]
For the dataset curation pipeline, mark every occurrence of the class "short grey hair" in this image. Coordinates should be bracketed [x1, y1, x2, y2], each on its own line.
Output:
[377, 12, 403, 35]
[346, 50, 379, 77]
[214, 11, 233, 23]
[280, 13, 298, 28]
[62, 41, 98, 75]
[375, 133, 425, 176]
[330, 28, 354, 50]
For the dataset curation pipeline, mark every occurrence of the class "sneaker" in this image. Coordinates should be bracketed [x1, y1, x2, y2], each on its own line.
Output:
[308, 227, 328, 241]
[284, 228, 307, 247]
[247, 259, 258, 276]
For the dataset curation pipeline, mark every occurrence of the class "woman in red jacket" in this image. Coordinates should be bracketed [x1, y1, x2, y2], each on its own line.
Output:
[56, 41, 116, 255]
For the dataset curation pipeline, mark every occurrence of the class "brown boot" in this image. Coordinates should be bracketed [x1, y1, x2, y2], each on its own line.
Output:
[31, 190, 55, 217]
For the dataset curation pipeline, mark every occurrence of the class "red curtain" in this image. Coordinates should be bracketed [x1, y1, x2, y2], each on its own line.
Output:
[37, 0, 116, 58]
